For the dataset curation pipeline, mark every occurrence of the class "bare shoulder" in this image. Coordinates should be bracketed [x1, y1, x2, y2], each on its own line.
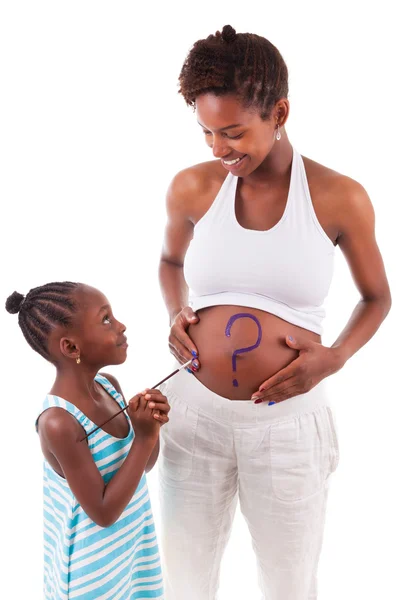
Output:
[302, 155, 374, 233]
[303, 155, 372, 206]
[38, 407, 82, 445]
[169, 159, 227, 197]
[167, 160, 228, 222]
[99, 372, 125, 401]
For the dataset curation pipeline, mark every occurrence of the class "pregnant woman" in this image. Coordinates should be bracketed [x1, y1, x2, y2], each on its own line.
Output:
[158, 25, 391, 600]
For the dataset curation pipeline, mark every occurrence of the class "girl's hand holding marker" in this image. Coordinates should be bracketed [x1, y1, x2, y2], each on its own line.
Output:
[82, 358, 193, 440]
[128, 389, 171, 439]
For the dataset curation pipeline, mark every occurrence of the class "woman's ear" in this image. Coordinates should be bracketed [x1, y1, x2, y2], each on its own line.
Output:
[60, 337, 81, 361]
[275, 99, 290, 127]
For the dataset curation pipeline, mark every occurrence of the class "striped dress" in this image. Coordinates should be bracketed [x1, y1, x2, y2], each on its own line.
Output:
[36, 375, 164, 600]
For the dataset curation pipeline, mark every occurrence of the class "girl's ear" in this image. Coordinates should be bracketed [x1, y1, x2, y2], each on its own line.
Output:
[60, 337, 81, 361]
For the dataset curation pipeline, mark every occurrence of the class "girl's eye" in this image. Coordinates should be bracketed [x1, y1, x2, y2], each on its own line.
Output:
[103, 315, 112, 324]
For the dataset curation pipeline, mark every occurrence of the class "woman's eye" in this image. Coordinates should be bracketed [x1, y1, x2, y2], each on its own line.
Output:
[103, 315, 112, 324]
[226, 133, 243, 140]
[203, 130, 243, 140]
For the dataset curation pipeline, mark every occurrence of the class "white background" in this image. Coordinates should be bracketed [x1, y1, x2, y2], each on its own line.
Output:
[0, 1, 398, 598]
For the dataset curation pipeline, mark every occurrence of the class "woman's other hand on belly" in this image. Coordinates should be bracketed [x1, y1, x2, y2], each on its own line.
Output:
[251, 334, 345, 404]
[169, 306, 201, 371]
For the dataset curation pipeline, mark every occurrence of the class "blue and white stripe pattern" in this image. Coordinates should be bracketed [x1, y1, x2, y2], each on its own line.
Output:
[37, 375, 163, 599]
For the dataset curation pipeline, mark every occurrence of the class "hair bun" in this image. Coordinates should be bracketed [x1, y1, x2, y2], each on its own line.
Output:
[221, 25, 237, 43]
[5, 291, 25, 314]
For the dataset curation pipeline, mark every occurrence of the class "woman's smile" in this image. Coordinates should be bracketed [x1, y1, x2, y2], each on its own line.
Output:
[222, 154, 248, 171]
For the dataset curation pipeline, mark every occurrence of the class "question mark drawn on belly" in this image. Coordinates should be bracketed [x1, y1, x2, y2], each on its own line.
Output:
[225, 313, 262, 387]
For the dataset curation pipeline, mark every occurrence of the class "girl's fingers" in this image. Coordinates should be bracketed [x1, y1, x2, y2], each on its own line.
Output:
[144, 389, 166, 398]
[154, 414, 169, 424]
[147, 400, 171, 413]
[144, 392, 170, 407]
[128, 397, 140, 411]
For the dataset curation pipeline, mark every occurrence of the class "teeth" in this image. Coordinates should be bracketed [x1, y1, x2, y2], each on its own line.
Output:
[223, 157, 242, 165]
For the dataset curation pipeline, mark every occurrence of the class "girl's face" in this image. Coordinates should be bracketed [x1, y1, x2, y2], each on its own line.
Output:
[69, 285, 128, 368]
[195, 93, 280, 176]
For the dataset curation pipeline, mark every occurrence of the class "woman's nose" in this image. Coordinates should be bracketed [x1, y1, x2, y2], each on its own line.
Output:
[212, 139, 229, 159]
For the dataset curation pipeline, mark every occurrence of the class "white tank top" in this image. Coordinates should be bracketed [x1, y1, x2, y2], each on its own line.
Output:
[183, 149, 335, 335]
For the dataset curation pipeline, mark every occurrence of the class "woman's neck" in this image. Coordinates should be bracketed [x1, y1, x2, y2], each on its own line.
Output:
[245, 132, 293, 186]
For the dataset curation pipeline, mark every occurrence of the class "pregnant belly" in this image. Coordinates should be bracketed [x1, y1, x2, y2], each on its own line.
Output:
[187, 306, 321, 400]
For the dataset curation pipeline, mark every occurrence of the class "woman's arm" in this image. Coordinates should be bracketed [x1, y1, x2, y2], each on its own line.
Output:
[159, 171, 195, 323]
[159, 170, 202, 362]
[330, 180, 391, 361]
[252, 178, 391, 403]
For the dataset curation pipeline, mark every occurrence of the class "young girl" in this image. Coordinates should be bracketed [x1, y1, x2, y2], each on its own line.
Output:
[6, 281, 169, 600]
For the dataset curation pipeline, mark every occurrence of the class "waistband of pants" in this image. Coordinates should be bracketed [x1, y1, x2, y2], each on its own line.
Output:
[162, 365, 331, 427]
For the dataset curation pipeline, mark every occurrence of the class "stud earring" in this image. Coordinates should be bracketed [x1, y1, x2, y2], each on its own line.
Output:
[275, 124, 281, 141]
[76, 356, 81, 364]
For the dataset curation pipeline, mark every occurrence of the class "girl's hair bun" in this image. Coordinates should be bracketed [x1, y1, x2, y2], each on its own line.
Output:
[5, 291, 25, 314]
[221, 25, 237, 43]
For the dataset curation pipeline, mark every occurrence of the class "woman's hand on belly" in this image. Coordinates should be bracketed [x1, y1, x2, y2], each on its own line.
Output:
[169, 306, 201, 370]
[251, 333, 344, 404]
[187, 306, 314, 400]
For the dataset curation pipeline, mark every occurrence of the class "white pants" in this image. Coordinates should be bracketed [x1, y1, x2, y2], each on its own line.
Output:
[159, 369, 339, 600]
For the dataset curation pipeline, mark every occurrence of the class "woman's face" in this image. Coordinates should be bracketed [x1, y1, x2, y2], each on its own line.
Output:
[195, 93, 278, 177]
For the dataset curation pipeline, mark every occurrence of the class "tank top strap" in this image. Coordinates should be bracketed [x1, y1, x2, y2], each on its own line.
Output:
[36, 393, 97, 435]
[284, 148, 312, 222]
[35, 374, 126, 436]
[286, 149, 334, 249]
[194, 171, 236, 231]
[95, 374, 127, 410]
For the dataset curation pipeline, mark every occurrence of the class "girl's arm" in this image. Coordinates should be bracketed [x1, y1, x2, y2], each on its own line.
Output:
[38, 400, 158, 528]
[101, 372, 160, 473]
[144, 439, 159, 473]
